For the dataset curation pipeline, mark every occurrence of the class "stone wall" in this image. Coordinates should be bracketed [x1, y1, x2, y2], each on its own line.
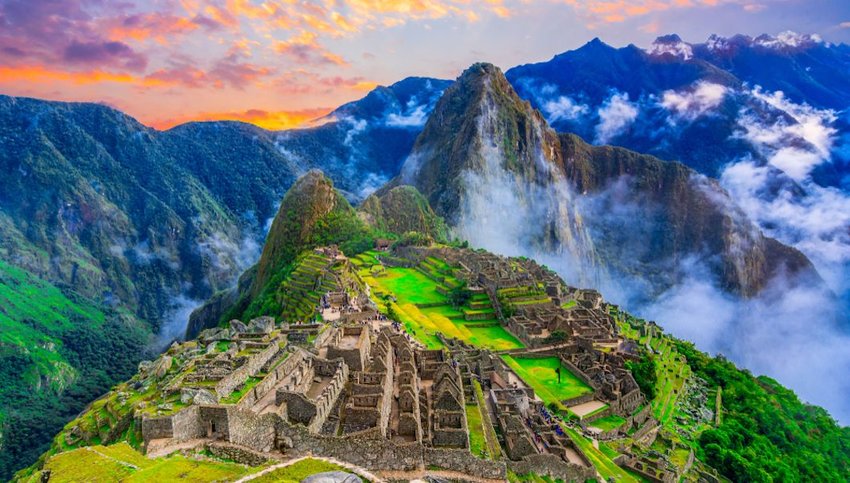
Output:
[424, 448, 506, 480]
[141, 415, 174, 441]
[563, 392, 597, 408]
[633, 418, 658, 442]
[172, 405, 204, 440]
[227, 408, 277, 453]
[508, 454, 596, 482]
[238, 350, 304, 410]
[204, 442, 274, 467]
[215, 341, 280, 398]
[560, 356, 598, 390]
[199, 406, 231, 439]
[274, 416, 507, 478]
[327, 336, 368, 372]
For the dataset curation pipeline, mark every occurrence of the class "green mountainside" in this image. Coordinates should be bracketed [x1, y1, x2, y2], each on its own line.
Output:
[359, 185, 448, 241]
[20, 173, 849, 483]
[0, 260, 147, 479]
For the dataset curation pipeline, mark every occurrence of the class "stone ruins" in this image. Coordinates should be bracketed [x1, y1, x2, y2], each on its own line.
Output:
[133, 245, 663, 482]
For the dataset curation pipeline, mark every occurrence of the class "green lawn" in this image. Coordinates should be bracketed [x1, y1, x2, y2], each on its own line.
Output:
[369, 264, 524, 351]
[36, 443, 260, 483]
[502, 356, 592, 403]
[591, 414, 627, 432]
[375, 267, 446, 305]
[465, 324, 524, 351]
[466, 405, 488, 459]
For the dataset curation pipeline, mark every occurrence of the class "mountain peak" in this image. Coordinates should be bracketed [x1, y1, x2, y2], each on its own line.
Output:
[251, 169, 355, 296]
[647, 34, 693, 60]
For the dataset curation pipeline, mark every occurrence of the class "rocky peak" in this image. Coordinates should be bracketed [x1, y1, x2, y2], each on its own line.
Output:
[397, 62, 598, 282]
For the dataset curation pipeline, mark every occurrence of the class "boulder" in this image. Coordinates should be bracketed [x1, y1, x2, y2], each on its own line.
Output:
[301, 471, 362, 483]
[180, 388, 218, 405]
[152, 356, 173, 378]
[199, 327, 232, 343]
[248, 316, 275, 334]
[230, 319, 248, 333]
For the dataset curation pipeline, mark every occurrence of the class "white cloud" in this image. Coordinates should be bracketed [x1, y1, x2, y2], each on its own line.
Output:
[660, 82, 728, 121]
[736, 87, 837, 181]
[542, 95, 589, 123]
[342, 116, 367, 146]
[386, 99, 429, 127]
[595, 92, 638, 144]
[721, 161, 850, 294]
[642, 257, 850, 423]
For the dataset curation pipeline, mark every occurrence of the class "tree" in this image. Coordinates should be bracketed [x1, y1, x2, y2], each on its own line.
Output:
[447, 282, 473, 308]
[626, 352, 658, 400]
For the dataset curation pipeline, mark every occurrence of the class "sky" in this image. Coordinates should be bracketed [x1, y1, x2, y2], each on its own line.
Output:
[1, 0, 849, 130]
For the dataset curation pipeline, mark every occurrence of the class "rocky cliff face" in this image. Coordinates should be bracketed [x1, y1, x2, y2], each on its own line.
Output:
[559, 133, 817, 298]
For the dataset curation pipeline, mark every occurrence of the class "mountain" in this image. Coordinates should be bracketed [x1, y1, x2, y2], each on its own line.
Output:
[186, 172, 445, 337]
[396, 62, 818, 300]
[274, 77, 451, 200]
[505, 34, 850, 185]
[392, 63, 599, 282]
[359, 185, 448, 240]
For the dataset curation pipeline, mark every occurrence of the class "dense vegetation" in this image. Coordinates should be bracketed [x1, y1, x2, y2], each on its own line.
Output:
[0, 261, 148, 480]
[626, 352, 658, 401]
[675, 340, 850, 482]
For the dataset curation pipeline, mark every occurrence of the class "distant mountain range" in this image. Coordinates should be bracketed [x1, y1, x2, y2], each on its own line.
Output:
[1, 32, 849, 479]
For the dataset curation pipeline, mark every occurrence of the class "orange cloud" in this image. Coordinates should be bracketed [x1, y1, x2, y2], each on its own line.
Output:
[0, 65, 166, 86]
[274, 31, 349, 66]
[106, 13, 201, 44]
[149, 107, 333, 131]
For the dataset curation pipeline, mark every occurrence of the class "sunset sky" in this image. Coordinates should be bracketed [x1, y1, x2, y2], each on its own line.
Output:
[1, 0, 848, 130]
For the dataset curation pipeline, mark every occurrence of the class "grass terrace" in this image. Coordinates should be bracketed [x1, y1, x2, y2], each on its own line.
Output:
[362, 255, 524, 351]
[465, 405, 488, 459]
[28, 443, 261, 483]
[501, 356, 592, 404]
[591, 414, 627, 432]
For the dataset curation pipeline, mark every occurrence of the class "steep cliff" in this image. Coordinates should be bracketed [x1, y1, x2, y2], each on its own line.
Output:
[559, 132, 818, 297]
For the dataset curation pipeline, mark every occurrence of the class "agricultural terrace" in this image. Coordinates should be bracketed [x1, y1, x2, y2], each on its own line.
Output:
[355, 251, 524, 351]
[501, 356, 592, 404]
[650, 337, 690, 425]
